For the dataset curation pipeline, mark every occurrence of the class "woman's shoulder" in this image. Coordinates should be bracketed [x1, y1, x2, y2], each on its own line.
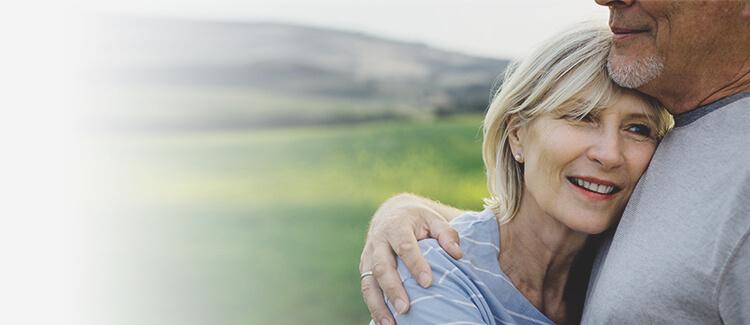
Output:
[450, 209, 498, 235]
[396, 209, 500, 282]
[387, 210, 506, 324]
[450, 209, 501, 255]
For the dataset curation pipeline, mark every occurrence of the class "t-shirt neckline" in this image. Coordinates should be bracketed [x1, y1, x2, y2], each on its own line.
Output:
[673, 92, 750, 127]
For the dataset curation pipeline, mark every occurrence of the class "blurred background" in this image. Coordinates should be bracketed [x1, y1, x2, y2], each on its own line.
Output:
[3, 1, 606, 325]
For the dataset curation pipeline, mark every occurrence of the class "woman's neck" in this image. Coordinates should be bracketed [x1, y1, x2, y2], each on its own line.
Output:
[498, 203, 589, 323]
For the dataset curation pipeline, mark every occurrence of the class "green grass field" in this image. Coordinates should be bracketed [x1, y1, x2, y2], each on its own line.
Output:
[103, 114, 488, 325]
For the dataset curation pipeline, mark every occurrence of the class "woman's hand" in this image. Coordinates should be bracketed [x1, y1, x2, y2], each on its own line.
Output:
[359, 193, 464, 325]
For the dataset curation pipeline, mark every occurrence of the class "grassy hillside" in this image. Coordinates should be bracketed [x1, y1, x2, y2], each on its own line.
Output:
[97, 115, 488, 324]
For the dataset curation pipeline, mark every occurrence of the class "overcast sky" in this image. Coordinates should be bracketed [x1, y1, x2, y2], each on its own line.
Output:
[90, 0, 609, 59]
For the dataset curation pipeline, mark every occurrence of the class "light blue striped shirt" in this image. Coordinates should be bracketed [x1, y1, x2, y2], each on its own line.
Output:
[372, 209, 555, 325]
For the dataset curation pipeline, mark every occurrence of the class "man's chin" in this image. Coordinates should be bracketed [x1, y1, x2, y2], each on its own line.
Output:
[606, 54, 664, 89]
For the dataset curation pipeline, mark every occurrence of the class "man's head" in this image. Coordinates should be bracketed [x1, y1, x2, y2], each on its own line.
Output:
[595, 0, 750, 113]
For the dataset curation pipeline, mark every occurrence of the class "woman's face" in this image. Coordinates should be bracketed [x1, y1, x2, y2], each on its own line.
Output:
[511, 90, 659, 234]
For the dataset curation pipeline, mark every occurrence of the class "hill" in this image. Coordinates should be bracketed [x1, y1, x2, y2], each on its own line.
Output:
[91, 17, 510, 131]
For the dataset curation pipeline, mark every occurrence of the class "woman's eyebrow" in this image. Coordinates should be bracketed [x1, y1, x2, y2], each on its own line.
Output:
[561, 98, 596, 112]
[624, 112, 657, 120]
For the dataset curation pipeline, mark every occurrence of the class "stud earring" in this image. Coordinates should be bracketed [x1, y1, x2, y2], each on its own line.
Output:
[514, 153, 523, 162]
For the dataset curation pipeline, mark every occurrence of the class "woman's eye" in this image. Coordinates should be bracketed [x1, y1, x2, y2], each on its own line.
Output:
[579, 113, 595, 122]
[626, 124, 653, 138]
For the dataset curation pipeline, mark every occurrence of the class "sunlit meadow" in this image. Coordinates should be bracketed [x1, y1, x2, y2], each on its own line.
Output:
[93, 114, 488, 324]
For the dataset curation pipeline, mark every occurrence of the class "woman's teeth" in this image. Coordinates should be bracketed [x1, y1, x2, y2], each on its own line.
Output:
[572, 178, 615, 194]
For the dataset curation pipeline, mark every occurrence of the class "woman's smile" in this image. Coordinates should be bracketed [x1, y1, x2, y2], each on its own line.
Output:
[566, 176, 622, 201]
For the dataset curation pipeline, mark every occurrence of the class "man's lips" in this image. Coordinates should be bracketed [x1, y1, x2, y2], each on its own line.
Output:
[611, 27, 649, 42]
[611, 27, 649, 34]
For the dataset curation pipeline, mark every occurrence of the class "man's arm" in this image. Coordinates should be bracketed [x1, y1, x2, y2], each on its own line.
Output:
[360, 193, 465, 325]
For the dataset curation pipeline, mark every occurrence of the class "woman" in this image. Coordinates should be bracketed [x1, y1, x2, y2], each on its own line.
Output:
[365, 23, 672, 324]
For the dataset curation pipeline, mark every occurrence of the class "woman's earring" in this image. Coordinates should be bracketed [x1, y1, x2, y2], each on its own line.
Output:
[514, 153, 523, 163]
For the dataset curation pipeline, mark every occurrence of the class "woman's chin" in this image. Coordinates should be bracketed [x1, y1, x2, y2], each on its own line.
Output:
[566, 218, 615, 235]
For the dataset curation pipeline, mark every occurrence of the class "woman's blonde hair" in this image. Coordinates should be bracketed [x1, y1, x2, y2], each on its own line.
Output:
[482, 22, 673, 223]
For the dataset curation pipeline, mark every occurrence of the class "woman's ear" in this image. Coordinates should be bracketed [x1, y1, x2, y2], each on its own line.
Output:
[507, 115, 525, 163]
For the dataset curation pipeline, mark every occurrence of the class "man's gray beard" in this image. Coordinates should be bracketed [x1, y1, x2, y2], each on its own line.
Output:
[607, 55, 664, 89]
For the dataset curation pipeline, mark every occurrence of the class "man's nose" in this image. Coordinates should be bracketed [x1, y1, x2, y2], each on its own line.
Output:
[595, 0, 636, 7]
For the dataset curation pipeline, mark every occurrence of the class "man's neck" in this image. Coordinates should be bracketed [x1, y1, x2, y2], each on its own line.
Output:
[640, 60, 750, 114]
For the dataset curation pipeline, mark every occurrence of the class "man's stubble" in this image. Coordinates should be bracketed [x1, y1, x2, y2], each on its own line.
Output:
[607, 53, 664, 89]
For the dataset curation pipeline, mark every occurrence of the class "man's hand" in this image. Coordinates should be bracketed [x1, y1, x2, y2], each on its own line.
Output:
[359, 193, 464, 325]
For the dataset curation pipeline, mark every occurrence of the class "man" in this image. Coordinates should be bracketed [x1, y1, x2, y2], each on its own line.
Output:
[359, 1, 750, 324]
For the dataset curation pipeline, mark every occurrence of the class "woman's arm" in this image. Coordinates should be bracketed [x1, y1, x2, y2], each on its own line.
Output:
[360, 193, 466, 325]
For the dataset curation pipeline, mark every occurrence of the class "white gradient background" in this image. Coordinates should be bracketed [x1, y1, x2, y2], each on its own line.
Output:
[84, 0, 607, 59]
[1, 1, 608, 325]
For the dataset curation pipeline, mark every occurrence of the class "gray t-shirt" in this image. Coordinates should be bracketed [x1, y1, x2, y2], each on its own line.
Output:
[582, 93, 750, 324]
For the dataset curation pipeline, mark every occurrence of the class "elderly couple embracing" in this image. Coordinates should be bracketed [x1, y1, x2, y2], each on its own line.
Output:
[359, 1, 750, 324]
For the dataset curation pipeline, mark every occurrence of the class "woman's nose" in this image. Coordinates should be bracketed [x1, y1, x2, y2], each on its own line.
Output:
[586, 130, 625, 169]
